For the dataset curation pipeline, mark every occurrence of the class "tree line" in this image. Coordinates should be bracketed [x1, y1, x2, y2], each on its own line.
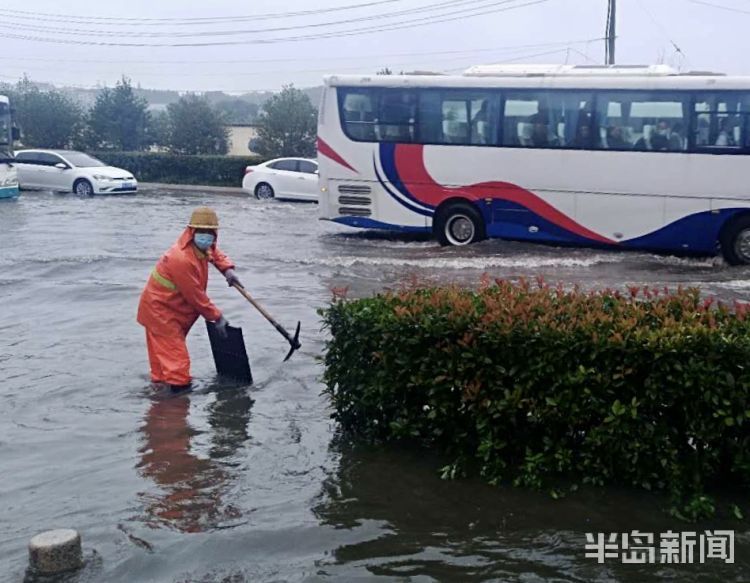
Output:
[1, 76, 317, 158]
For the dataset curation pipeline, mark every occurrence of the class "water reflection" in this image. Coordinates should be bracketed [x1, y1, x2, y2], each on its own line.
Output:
[137, 387, 253, 533]
[314, 444, 748, 582]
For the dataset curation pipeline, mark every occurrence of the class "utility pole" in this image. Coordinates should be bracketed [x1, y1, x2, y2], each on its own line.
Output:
[605, 0, 617, 65]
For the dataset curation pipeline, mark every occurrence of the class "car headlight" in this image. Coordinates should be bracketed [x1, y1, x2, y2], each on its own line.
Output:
[0, 175, 17, 187]
[93, 174, 113, 181]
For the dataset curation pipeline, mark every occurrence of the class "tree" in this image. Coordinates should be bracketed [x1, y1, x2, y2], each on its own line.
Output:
[147, 110, 172, 149]
[167, 95, 229, 155]
[255, 85, 317, 158]
[8, 77, 83, 148]
[86, 77, 150, 151]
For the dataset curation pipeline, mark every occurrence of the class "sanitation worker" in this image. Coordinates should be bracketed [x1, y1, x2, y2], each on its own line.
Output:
[137, 207, 242, 391]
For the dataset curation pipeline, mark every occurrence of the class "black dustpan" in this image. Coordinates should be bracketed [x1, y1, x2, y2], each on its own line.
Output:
[206, 321, 253, 384]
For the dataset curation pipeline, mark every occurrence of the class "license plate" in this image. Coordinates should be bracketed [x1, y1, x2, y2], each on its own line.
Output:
[122, 182, 134, 189]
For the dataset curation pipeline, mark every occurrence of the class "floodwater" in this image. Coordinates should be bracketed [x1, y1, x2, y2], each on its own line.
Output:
[1, 189, 749, 582]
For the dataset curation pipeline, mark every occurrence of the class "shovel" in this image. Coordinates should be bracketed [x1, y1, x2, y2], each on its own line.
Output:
[231, 282, 301, 361]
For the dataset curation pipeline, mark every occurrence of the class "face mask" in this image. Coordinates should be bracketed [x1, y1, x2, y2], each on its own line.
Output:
[194, 233, 215, 251]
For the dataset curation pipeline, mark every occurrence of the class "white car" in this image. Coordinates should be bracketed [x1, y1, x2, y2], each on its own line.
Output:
[14, 149, 137, 195]
[242, 157, 318, 202]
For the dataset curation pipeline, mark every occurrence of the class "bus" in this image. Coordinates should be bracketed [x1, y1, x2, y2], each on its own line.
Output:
[317, 65, 750, 265]
[0, 95, 19, 199]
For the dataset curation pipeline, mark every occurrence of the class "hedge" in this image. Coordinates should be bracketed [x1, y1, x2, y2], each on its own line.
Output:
[91, 151, 265, 187]
[320, 279, 750, 519]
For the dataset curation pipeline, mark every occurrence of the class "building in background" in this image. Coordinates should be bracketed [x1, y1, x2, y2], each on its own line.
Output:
[227, 123, 260, 156]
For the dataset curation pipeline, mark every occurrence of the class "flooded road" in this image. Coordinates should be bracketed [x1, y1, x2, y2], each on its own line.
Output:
[1, 190, 748, 582]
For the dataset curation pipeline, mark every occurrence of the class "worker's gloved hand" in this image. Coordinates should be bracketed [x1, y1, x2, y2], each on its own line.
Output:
[214, 315, 230, 339]
[224, 268, 242, 288]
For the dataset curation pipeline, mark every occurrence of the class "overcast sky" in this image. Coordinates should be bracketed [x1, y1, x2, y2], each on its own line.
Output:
[0, 0, 747, 92]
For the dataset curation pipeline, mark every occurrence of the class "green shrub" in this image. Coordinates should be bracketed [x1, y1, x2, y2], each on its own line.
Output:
[320, 279, 750, 519]
[91, 151, 265, 187]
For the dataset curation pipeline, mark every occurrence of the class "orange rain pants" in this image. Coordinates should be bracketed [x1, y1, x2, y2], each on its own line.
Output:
[137, 227, 235, 385]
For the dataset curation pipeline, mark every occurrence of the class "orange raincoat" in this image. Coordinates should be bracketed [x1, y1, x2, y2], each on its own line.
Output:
[137, 227, 235, 385]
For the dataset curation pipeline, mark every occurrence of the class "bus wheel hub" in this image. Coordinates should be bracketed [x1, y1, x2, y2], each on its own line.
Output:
[447, 215, 474, 244]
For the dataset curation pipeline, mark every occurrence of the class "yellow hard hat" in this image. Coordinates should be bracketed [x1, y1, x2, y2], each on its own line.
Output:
[188, 207, 219, 229]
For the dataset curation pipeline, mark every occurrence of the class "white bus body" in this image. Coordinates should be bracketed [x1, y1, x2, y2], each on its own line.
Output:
[0, 95, 19, 199]
[317, 67, 750, 264]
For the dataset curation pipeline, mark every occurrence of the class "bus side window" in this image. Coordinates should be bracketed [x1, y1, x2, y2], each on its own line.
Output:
[418, 91, 495, 146]
[693, 93, 748, 151]
[502, 92, 592, 149]
[340, 90, 377, 142]
[375, 90, 417, 143]
[418, 91, 443, 143]
[595, 92, 688, 152]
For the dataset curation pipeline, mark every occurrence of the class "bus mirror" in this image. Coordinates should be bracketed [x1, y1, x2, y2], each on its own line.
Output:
[11, 127, 20, 141]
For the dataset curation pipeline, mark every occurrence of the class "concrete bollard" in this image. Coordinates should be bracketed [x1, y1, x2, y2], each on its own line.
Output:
[28, 529, 83, 575]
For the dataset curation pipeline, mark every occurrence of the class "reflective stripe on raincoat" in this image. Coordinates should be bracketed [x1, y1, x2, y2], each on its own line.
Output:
[137, 227, 235, 337]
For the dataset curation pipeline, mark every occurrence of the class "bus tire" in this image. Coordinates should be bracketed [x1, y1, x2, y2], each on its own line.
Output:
[720, 214, 750, 266]
[434, 202, 486, 247]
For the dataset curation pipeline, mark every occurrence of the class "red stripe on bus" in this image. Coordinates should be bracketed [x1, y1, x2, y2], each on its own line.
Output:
[317, 138, 358, 174]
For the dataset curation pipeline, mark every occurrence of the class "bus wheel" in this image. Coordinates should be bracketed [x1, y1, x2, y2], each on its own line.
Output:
[434, 202, 485, 247]
[721, 215, 750, 266]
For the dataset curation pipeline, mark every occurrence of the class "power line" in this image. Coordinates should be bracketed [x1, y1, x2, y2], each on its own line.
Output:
[2, 37, 604, 66]
[0, 0, 406, 24]
[442, 47, 576, 72]
[0, 0, 550, 47]
[0, 0, 497, 38]
[0, 54, 545, 80]
[1, 40, 606, 78]
[687, 0, 750, 15]
[0, 47, 572, 92]
[635, 0, 686, 62]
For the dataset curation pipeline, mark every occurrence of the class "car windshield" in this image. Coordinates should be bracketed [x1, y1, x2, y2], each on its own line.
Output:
[63, 152, 106, 168]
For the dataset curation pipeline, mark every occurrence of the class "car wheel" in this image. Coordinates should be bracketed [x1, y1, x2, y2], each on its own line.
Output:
[720, 215, 750, 265]
[434, 202, 486, 247]
[255, 182, 275, 200]
[73, 179, 94, 196]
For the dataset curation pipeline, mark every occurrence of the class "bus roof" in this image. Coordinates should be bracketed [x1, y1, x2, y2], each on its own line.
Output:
[325, 69, 750, 91]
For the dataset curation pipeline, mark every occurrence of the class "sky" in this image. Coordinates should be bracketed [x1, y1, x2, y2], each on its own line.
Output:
[0, 0, 747, 93]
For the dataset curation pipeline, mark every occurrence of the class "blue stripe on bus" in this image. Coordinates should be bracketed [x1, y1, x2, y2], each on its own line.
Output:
[487, 201, 606, 246]
[378, 143, 436, 212]
[489, 201, 743, 255]
[373, 157, 433, 218]
[330, 216, 430, 232]
[623, 208, 742, 253]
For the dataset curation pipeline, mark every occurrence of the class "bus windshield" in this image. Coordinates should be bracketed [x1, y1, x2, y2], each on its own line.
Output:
[0, 102, 10, 146]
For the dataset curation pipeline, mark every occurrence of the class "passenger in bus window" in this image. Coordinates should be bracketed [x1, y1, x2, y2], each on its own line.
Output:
[606, 126, 631, 149]
[669, 122, 686, 151]
[715, 118, 736, 146]
[695, 115, 711, 146]
[635, 120, 671, 151]
[569, 120, 594, 149]
[471, 101, 489, 144]
[529, 112, 558, 147]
